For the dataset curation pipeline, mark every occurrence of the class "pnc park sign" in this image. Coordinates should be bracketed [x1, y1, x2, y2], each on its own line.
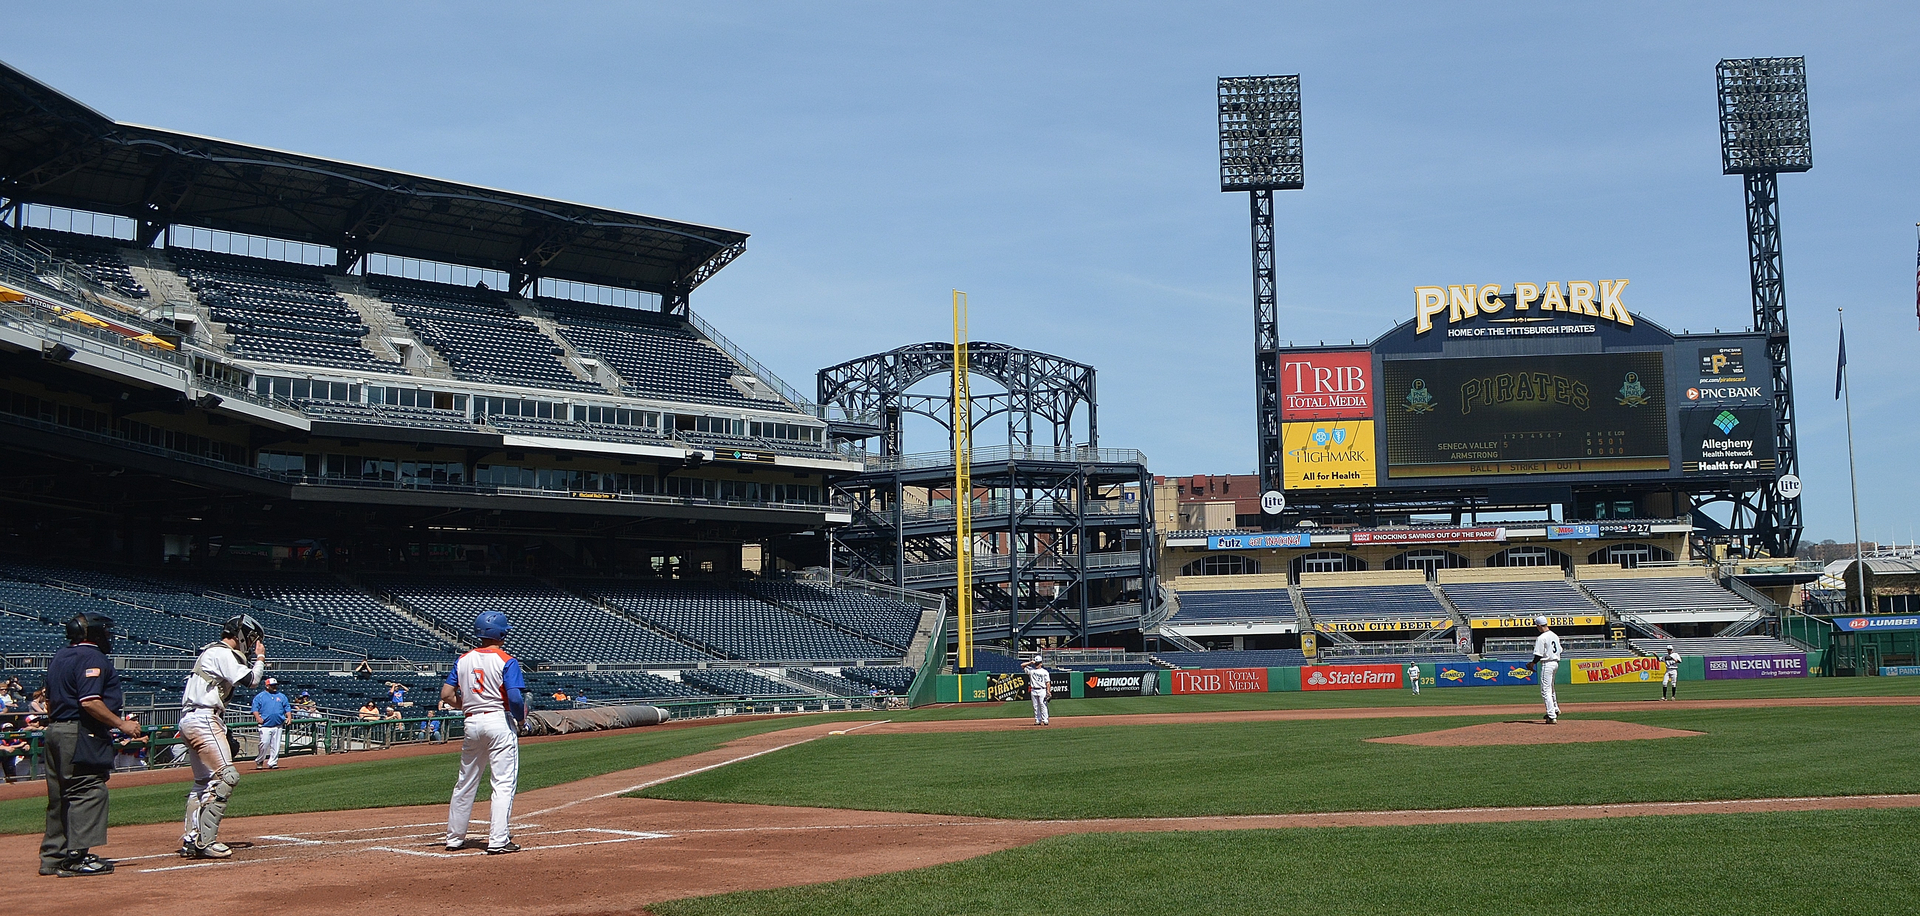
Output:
[1414, 280, 1637, 335]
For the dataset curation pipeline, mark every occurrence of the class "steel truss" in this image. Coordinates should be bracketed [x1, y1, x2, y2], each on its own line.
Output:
[817, 341, 1097, 458]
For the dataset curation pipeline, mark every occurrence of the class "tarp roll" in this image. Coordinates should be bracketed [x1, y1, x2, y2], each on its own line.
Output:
[523, 704, 670, 736]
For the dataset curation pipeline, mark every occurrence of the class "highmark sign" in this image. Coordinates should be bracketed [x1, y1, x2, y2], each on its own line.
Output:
[1413, 280, 1636, 335]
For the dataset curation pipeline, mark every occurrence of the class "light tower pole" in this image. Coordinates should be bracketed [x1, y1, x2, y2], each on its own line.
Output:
[1716, 57, 1812, 557]
[1218, 75, 1303, 514]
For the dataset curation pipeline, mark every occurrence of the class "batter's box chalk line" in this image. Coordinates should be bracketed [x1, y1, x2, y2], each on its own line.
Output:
[371, 828, 675, 857]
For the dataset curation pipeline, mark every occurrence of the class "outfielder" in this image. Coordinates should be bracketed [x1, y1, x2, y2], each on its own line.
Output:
[1021, 654, 1051, 726]
[445, 610, 525, 854]
[1661, 644, 1682, 700]
[1528, 615, 1561, 724]
[1406, 661, 1421, 696]
[179, 615, 266, 859]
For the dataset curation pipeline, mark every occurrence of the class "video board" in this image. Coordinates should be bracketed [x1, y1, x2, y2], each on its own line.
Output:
[1382, 352, 1670, 478]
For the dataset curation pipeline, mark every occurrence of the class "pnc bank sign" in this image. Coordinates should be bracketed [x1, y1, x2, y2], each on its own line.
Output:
[1414, 280, 1637, 334]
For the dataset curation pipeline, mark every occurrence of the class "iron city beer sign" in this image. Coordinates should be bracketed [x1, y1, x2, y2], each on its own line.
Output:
[1414, 280, 1636, 335]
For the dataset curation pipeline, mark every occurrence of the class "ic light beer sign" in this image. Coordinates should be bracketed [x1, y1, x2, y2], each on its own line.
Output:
[1413, 281, 1636, 334]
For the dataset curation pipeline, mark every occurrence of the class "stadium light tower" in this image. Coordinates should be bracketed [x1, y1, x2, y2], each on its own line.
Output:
[1717, 57, 1811, 557]
[1218, 75, 1304, 510]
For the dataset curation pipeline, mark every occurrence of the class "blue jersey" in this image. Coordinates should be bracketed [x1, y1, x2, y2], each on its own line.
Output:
[46, 642, 121, 723]
[252, 689, 292, 727]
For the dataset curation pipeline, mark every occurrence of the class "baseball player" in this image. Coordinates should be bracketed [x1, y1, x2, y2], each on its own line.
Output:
[1406, 661, 1421, 696]
[1021, 654, 1051, 726]
[1527, 615, 1562, 724]
[250, 677, 290, 769]
[179, 614, 266, 859]
[1661, 645, 1682, 700]
[445, 610, 525, 854]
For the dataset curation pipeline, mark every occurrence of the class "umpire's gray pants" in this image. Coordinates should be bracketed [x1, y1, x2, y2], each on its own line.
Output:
[40, 720, 110, 870]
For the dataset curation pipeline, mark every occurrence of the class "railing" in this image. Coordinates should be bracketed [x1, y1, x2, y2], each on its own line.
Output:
[685, 308, 819, 416]
[1315, 641, 1467, 659]
[897, 550, 1145, 583]
[864, 444, 1149, 472]
[849, 497, 1143, 528]
[1482, 635, 1629, 656]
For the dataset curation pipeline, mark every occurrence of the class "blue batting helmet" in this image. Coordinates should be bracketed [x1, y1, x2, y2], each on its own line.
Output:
[474, 610, 512, 640]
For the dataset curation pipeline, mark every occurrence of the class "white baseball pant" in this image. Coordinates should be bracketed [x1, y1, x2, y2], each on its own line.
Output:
[255, 726, 283, 768]
[1662, 666, 1678, 687]
[179, 709, 240, 846]
[1030, 688, 1049, 725]
[1539, 661, 1560, 719]
[447, 711, 519, 848]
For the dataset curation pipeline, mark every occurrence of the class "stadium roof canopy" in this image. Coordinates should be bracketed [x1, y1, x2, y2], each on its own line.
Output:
[0, 60, 746, 306]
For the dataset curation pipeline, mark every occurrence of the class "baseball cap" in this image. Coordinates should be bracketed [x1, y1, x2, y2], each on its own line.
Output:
[1534, 615, 1550, 626]
[265, 677, 278, 685]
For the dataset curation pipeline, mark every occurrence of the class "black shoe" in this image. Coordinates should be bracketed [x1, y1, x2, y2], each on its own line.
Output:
[485, 841, 520, 855]
[1545, 716, 1557, 724]
[57, 854, 114, 877]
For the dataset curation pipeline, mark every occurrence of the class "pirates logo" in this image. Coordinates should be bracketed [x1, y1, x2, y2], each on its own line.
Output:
[1403, 379, 1436, 414]
[1616, 371, 1650, 407]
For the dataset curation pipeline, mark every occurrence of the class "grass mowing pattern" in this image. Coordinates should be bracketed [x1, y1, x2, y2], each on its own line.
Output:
[650, 808, 1920, 916]
[0, 715, 861, 836]
[637, 706, 1920, 819]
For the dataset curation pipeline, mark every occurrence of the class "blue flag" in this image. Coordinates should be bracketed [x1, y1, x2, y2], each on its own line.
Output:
[1835, 318, 1846, 399]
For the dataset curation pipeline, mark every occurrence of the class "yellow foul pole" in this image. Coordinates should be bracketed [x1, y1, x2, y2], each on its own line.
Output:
[952, 290, 973, 671]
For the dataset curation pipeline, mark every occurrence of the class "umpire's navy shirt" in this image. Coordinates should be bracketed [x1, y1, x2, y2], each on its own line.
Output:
[46, 642, 122, 723]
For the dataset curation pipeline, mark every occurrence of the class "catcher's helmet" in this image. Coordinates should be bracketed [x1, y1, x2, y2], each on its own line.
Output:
[221, 613, 265, 647]
[65, 612, 114, 653]
[475, 610, 512, 640]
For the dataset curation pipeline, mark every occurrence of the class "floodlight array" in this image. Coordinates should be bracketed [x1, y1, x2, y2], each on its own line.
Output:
[1218, 75, 1304, 192]
[1716, 57, 1812, 175]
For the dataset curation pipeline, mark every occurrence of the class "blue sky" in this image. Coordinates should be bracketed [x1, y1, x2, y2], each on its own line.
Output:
[6, 2, 1917, 544]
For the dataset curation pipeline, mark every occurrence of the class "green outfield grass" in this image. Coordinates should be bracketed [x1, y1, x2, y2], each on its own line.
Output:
[637, 705, 1920, 819]
[650, 808, 1920, 916]
[0, 714, 862, 836]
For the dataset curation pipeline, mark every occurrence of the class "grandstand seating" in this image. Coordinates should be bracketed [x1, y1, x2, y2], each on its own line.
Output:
[297, 401, 477, 432]
[1581, 576, 1757, 616]
[1172, 588, 1295, 621]
[1440, 580, 1605, 619]
[171, 249, 395, 370]
[484, 414, 667, 445]
[681, 667, 806, 697]
[27, 230, 149, 299]
[840, 665, 914, 693]
[173, 571, 453, 658]
[367, 576, 715, 666]
[1301, 585, 1449, 621]
[784, 668, 868, 697]
[1152, 649, 1308, 668]
[578, 580, 902, 662]
[540, 298, 785, 409]
[368, 276, 598, 392]
[738, 578, 921, 649]
[569, 670, 715, 701]
[1630, 636, 1804, 656]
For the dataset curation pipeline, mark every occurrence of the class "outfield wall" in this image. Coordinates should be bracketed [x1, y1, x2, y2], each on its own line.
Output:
[929, 653, 1818, 703]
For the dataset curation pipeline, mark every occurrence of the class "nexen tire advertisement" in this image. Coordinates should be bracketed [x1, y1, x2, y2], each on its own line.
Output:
[1081, 671, 1161, 698]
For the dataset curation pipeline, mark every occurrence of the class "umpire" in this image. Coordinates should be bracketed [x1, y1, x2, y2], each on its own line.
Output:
[41, 612, 141, 877]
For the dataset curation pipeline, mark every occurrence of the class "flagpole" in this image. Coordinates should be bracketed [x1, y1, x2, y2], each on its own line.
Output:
[1839, 308, 1867, 618]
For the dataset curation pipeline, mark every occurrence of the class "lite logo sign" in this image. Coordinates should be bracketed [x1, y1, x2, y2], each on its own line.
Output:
[1414, 280, 1636, 334]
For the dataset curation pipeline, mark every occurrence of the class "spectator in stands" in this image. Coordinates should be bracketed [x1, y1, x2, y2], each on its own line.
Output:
[353, 659, 373, 680]
[0, 729, 28, 783]
[27, 687, 48, 716]
[356, 701, 379, 721]
[2, 676, 22, 711]
[381, 705, 402, 721]
[113, 714, 148, 771]
[293, 692, 319, 717]
[388, 682, 408, 707]
[551, 690, 569, 703]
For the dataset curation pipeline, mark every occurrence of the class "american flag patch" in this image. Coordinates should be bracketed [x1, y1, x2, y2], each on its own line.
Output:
[85, 668, 101, 677]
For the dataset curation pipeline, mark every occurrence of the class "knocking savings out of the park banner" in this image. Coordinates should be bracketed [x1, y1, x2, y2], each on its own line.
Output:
[1569, 656, 1668, 685]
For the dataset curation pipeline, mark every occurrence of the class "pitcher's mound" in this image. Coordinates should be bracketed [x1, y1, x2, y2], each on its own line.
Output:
[1368, 719, 1703, 747]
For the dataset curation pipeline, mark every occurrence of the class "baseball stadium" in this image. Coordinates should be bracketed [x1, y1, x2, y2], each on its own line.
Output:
[2, 48, 1918, 916]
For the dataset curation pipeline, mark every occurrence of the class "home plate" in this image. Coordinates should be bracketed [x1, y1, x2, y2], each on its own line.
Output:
[1367, 719, 1704, 747]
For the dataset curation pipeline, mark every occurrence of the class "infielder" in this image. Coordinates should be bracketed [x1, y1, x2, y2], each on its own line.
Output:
[180, 615, 266, 859]
[1528, 615, 1561, 724]
[1406, 661, 1421, 696]
[445, 610, 525, 854]
[1661, 644, 1682, 700]
[250, 677, 290, 769]
[1021, 654, 1051, 726]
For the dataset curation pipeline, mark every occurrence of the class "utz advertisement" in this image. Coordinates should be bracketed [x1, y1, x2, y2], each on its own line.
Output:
[1281, 351, 1373, 420]
[1570, 656, 1668, 685]
[1432, 661, 1538, 688]
[1170, 668, 1269, 695]
[1704, 654, 1806, 680]
[1300, 663, 1402, 691]
[1081, 671, 1163, 698]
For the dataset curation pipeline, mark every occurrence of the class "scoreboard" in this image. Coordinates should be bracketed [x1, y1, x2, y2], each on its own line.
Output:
[1382, 352, 1670, 478]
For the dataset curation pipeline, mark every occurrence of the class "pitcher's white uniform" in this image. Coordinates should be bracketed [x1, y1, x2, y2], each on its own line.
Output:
[446, 645, 524, 850]
[1533, 627, 1562, 721]
[1662, 646, 1682, 698]
[1407, 662, 1422, 695]
[1023, 659, 1051, 726]
[180, 643, 261, 849]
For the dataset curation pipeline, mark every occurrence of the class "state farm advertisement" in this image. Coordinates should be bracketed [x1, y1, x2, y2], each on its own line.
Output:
[1169, 668, 1269, 695]
[1281, 351, 1373, 420]
[1300, 663, 1402, 691]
